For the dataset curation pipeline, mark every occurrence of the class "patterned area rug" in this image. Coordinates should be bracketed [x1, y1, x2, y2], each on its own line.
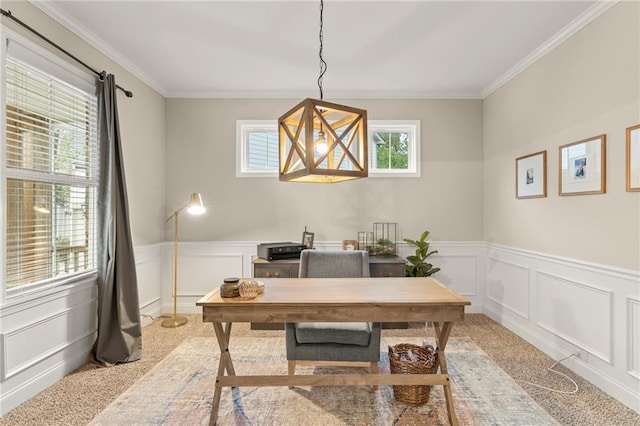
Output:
[90, 336, 559, 425]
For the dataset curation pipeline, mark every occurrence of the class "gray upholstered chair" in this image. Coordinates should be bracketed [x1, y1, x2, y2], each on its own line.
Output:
[285, 249, 382, 390]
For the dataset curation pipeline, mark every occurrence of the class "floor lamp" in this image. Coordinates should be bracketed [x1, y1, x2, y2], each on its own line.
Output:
[162, 192, 205, 328]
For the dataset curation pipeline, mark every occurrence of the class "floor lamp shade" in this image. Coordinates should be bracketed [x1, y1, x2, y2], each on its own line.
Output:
[162, 192, 205, 328]
[187, 192, 205, 215]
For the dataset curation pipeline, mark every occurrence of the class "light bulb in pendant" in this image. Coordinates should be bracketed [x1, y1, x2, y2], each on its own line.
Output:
[315, 129, 328, 154]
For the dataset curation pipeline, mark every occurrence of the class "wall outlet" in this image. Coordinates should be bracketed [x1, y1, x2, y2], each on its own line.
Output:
[573, 348, 588, 361]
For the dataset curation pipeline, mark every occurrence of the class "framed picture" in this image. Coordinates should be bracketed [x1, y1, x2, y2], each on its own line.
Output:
[626, 124, 640, 191]
[302, 231, 314, 249]
[516, 151, 547, 199]
[342, 240, 358, 250]
[559, 134, 606, 196]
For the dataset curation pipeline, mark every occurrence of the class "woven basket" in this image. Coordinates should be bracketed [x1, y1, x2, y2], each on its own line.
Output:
[388, 343, 438, 405]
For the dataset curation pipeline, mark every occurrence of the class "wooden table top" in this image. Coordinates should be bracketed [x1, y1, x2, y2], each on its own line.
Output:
[197, 277, 470, 308]
[197, 277, 469, 323]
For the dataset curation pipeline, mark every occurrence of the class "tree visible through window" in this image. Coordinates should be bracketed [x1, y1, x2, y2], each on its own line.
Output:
[369, 120, 420, 177]
[372, 131, 409, 170]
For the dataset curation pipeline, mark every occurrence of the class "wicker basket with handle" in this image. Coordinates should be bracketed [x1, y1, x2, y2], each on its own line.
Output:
[388, 343, 438, 405]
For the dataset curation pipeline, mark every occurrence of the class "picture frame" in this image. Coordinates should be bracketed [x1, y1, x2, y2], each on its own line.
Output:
[516, 151, 547, 199]
[626, 124, 640, 191]
[342, 240, 358, 251]
[302, 231, 314, 249]
[559, 134, 606, 196]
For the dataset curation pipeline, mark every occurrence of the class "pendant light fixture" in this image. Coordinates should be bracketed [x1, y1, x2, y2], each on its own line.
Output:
[278, 0, 368, 183]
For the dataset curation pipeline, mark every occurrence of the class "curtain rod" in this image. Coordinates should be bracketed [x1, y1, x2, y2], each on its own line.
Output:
[0, 8, 133, 98]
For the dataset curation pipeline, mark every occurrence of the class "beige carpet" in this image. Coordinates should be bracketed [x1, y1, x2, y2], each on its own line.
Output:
[0, 314, 638, 425]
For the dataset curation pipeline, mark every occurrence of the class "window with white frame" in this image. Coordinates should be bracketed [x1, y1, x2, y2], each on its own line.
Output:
[236, 119, 420, 178]
[2, 33, 99, 293]
[236, 120, 279, 177]
[368, 120, 420, 177]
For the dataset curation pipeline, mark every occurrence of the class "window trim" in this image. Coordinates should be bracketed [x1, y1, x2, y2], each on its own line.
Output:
[368, 120, 421, 178]
[236, 119, 279, 178]
[1, 29, 99, 299]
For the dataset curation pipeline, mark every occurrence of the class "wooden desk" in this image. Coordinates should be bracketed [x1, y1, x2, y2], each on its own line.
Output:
[197, 277, 470, 425]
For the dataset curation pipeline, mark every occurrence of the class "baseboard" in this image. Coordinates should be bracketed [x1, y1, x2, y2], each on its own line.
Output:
[139, 297, 162, 325]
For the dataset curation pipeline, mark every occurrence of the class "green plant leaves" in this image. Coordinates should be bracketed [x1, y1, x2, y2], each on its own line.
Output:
[404, 230, 440, 277]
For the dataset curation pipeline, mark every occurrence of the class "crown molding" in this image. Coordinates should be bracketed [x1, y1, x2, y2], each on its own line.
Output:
[29, 0, 169, 97]
[481, 0, 619, 98]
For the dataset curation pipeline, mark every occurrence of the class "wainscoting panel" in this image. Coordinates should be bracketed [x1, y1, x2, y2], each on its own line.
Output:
[0, 278, 97, 416]
[486, 256, 530, 319]
[484, 243, 640, 414]
[435, 255, 478, 295]
[161, 242, 259, 314]
[135, 244, 164, 320]
[536, 272, 612, 363]
[628, 297, 640, 379]
[178, 254, 244, 296]
[401, 242, 485, 312]
[2, 299, 96, 379]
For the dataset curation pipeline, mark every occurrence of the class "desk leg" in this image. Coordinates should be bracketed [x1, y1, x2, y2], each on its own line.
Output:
[212, 322, 236, 376]
[209, 322, 236, 426]
[433, 321, 457, 426]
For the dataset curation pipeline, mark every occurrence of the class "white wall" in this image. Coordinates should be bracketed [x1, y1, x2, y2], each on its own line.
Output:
[0, 0, 166, 415]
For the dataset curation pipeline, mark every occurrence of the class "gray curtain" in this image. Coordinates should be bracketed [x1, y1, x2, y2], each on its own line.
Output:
[94, 73, 142, 365]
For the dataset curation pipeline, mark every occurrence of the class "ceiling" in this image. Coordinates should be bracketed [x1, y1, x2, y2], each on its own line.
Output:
[30, 0, 607, 99]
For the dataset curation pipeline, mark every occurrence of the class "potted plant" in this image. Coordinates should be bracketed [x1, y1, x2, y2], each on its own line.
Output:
[404, 230, 440, 277]
[375, 238, 395, 255]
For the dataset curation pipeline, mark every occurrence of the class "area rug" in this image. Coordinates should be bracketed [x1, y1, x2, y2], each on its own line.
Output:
[90, 336, 559, 425]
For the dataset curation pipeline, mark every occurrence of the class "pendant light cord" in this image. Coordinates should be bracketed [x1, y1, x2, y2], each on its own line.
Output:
[317, 0, 327, 100]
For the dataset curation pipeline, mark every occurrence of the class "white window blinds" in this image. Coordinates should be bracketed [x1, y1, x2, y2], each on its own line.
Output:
[236, 120, 279, 177]
[4, 42, 99, 291]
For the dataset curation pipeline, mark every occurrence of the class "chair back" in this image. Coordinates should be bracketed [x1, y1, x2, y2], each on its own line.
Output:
[299, 250, 370, 278]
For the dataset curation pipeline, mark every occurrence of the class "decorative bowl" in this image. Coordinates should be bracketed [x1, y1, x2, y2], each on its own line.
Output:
[239, 280, 259, 299]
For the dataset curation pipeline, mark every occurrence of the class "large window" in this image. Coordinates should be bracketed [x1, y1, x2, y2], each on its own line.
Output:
[2, 34, 98, 293]
[236, 119, 420, 178]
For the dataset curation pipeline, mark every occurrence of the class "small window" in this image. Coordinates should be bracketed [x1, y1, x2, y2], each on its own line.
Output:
[236, 120, 278, 177]
[368, 120, 420, 177]
[235, 119, 421, 178]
